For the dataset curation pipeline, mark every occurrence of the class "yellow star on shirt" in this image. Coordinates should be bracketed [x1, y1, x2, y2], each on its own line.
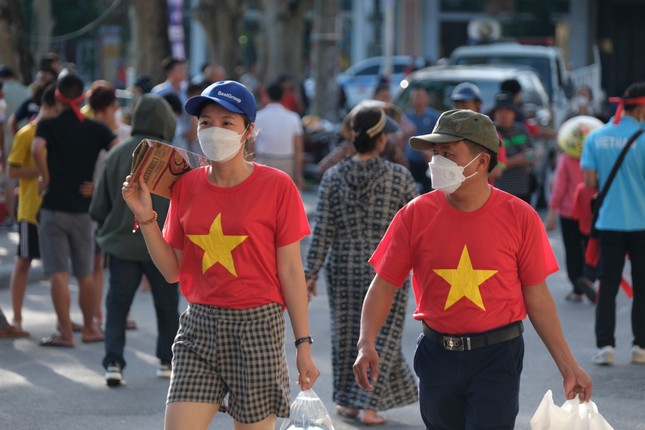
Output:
[433, 245, 498, 311]
[187, 213, 248, 277]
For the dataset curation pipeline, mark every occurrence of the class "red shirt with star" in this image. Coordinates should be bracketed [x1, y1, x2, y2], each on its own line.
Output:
[163, 164, 310, 309]
[369, 187, 558, 334]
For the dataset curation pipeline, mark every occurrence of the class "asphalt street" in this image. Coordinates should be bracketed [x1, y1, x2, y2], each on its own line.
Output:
[0, 189, 643, 429]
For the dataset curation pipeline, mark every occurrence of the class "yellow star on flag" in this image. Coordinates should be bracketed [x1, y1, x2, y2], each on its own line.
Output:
[187, 213, 248, 277]
[433, 245, 498, 311]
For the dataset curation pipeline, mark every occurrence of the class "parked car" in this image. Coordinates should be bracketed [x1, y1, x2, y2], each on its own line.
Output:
[449, 42, 575, 127]
[395, 64, 551, 124]
[394, 64, 555, 207]
[304, 55, 425, 113]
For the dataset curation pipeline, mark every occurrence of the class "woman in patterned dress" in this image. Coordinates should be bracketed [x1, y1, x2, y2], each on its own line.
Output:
[305, 107, 419, 425]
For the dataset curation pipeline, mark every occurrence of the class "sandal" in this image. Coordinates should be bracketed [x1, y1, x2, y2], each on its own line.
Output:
[337, 405, 360, 418]
[565, 292, 583, 302]
[39, 334, 74, 348]
[361, 411, 386, 426]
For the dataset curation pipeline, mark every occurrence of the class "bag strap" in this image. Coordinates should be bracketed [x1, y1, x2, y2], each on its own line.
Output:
[592, 128, 644, 221]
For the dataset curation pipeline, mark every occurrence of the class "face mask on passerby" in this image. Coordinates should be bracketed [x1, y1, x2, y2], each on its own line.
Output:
[428, 154, 480, 194]
[198, 126, 248, 162]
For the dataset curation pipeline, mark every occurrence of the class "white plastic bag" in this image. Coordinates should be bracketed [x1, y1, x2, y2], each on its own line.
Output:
[530, 390, 614, 430]
[279, 389, 335, 430]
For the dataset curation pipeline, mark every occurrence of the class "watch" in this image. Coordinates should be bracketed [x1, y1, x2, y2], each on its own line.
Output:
[294, 336, 313, 347]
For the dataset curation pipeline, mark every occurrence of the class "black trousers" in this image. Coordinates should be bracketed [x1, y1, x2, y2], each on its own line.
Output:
[595, 230, 645, 348]
[559, 216, 585, 292]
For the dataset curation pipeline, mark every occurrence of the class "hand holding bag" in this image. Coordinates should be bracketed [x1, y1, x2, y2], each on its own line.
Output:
[279, 389, 335, 430]
[530, 390, 614, 430]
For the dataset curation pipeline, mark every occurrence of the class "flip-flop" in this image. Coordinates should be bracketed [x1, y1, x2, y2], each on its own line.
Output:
[337, 406, 360, 418]
[81, 334, 104, 343]
[39, 334, 74, 348]
[126, 320, 137, 330]
[361, 415, 387, 426]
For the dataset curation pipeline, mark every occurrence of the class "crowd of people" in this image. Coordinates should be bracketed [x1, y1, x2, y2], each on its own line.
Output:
[0, 51, 643, 430]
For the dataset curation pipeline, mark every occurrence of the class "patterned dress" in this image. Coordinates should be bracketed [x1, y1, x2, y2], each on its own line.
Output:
[305, 156, 419, 411]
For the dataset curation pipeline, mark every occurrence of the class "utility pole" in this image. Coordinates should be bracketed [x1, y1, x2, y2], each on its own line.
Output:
[311, 0, 340, 122]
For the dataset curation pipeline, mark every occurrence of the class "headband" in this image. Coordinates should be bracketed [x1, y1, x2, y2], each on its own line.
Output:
[366, 109, 387, 138]
[55, 89, 85, 121]
[608, 96, 645, 125]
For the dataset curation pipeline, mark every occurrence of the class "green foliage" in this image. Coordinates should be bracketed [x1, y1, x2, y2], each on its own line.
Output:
[20, 0, 102, 37]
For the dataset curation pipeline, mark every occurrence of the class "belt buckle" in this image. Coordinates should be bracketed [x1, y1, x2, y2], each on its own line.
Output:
[443, 335, 470, 351]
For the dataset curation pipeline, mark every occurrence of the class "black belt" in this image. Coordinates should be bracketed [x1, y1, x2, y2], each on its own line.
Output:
[422, 321, 523, 351]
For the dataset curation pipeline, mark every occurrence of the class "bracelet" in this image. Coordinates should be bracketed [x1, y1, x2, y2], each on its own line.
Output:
[132, 211, 157, 233]
[295, 336, 313, 347]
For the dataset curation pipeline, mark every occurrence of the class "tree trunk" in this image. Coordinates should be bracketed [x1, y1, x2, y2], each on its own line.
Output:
[0, 0, 34, 84]
[30, 0, 53, 72]
[132, 0, 171, 85]
[193, 0, 245, 77]
[256, 0, 313, 83]
[311, 0, 340, 121]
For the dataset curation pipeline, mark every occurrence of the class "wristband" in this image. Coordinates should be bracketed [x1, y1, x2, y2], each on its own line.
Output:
[295, 336, 313, 347]
[132, 211, 157, 233]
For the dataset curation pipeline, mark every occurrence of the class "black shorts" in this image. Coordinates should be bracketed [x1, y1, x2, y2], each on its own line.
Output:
[17, 221, 40, 259]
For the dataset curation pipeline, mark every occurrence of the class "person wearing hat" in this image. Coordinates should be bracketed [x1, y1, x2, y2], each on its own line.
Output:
[491, 91, 537, 204]
[581, 81, 645, 366]
[354, 109, 592, 429]
[305, 107, 418, 425]
[122, 80, 319, 429]
[451, 82, 507, 182]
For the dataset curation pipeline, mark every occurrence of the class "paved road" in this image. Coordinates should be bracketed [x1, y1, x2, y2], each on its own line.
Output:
[0, 191, 643, 429]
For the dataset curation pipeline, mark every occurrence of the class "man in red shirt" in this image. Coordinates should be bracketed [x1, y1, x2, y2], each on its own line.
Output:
[353, 109, 592, 429]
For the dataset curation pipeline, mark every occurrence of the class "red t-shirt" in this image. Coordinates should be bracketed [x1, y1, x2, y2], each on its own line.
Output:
[163, 164, 310, 309]
[369, 187, 558, 334]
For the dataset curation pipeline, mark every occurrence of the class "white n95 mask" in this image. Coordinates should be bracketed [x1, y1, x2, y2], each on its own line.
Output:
[198, 126, 245, 162]
[428, 154, 480, 194]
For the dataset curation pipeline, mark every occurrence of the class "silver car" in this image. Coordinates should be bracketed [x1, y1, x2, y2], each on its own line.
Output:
[395, 64, 555, 207]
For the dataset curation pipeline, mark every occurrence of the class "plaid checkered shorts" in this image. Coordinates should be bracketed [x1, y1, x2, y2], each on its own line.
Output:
[167, 302, 291, 423]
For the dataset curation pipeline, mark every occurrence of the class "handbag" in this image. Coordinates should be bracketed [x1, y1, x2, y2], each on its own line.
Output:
[530, 390, 614, 430]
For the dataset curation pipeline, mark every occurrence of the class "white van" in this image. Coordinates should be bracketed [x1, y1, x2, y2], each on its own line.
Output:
[450, 43, 574, 127]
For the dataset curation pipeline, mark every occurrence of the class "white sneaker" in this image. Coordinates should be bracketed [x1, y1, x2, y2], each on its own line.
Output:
[157, 363, 172, 378]
[105, 363, 123, 387]
[631, 345, 645, 364]
[592, 346, 615, 365]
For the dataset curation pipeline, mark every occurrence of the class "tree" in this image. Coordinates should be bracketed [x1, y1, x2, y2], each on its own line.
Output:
[0, 0, 34, 84]
[311, 0, 340, 121]
[192, 0, 246, 76]
[131, 0, 171, 84]
[256, 0, 313, 83]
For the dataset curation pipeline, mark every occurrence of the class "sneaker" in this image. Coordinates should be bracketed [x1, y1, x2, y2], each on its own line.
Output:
[576, 277, 597, 303]
[631, 345, 645, 364]
[105, 363, 123, 387]
[156, 363, 172, 379]
[592, 345, 615, 365]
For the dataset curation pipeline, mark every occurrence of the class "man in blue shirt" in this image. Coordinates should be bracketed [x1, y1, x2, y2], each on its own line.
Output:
[404, 86, 440, 193]
[580, 81, 645, 366]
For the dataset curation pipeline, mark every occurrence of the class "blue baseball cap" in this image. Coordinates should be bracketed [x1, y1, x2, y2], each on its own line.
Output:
[450, 82, 482, 102]
[184, 80, 257, 121]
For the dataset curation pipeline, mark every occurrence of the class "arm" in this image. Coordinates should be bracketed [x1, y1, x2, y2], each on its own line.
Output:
[7, 164, 39, 180]
[304, 174, 336, 299]
[32, 137, 49, 194]
[278, 241, 320, 390]
[122, 174, 182, 282]
[583, 169, 597, 189]
[523, 282, 593, 401]
[353, 274, 398, 391]
[293, 133, 305, 190]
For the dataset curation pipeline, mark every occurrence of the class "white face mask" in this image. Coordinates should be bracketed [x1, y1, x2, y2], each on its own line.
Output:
[575, 95, 590, 108]
[0, 98, 6, 118]
[198, 126, 246, 162]
[428, 154, 480, 194]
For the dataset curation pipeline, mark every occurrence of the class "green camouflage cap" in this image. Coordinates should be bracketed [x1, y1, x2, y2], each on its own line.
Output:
[409, 109, 501, 153]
